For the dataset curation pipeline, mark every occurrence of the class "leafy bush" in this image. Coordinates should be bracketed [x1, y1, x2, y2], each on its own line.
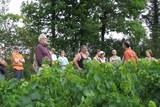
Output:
[0, 59, 160, 107]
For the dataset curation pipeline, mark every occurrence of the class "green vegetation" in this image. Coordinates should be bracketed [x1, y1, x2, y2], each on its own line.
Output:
[0, 59, 160, 107]
[0, 1, 159, 106]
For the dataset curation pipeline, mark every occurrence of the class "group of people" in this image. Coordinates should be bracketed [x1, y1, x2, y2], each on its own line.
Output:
[0, 45, 25, 80]
[33, 34, 69, 71]
[0, 34, 156, 80]
[72, 41, 139, 70]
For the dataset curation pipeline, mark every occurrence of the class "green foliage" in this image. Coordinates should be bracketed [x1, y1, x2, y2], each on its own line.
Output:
[0, 59, 160, 107]
[148, 101, 157, 107]
[142, 0, 160, 57]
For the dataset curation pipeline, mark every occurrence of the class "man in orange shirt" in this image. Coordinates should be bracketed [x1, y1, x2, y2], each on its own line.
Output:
[123, 41, 138, 63]
[12, 46, 25, 79]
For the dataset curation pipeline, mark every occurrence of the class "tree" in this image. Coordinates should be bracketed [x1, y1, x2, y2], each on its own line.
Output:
[21, 0, 147, 58]
[0, 0, 37, 59]
[0, 0, 10, 30]
[21, 0, 100, 56]
[143, 0, 160, 57]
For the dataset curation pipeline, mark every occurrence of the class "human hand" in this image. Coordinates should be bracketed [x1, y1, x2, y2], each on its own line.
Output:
[78, 67, 82, 71]
[19, 59, 25, 63]
[15, 58, 19, 63]
[3, 61, 7, 67]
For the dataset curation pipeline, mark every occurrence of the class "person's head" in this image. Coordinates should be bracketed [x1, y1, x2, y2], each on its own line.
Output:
[80, 45, 87, 53]
[112, 49, 117, 56]
[51, 48, 56, 54]
[99, 51, 105, 58]
[146, 49, 152, 57]
[123, 41, 130, 49]
[14, 46, 20, 53]
[38, 34, 48, 45]
[60, 50, 65, 56]
[0, 44, 3, 53]
[95, 49, 100, 56]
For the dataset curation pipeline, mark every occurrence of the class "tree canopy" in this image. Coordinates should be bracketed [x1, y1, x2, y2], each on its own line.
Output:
[1, 0, 159, 58]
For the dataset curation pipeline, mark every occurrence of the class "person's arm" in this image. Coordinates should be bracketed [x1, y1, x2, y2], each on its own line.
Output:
[32, 61, 36, 68]
[93, 57, 96, 60]
[12, 53, 19, 63]
[124, 52, 129, 62]
[134, 53, 138, 63]
[93, 56, 101, 63]
[35, 46, 43, 67]
[19, 55, 25, 63]
[0, 59, 7, 67]
[55, 55, 57, 60]
[110, 57, 113, 63]
[73, 54, 81, 70]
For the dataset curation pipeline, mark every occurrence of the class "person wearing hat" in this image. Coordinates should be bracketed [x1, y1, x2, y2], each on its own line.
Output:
[12, 46, 25, 79]
[99, 51, 108, 63]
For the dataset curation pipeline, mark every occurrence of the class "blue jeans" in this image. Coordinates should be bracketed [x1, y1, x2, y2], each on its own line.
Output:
[14, 69, 23, 79]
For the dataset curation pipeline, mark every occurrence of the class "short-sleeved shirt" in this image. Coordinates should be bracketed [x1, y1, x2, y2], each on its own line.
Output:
[12, 52, 24, 70]
[124, 48, 138, 63]
[51, 54, 57, 61]
[35, 43, 52, 67]
[58, 56, 69, 70]
[100, 57, 108, 63]
[146, 57, 156, 61]
[110, 56, 121, 62]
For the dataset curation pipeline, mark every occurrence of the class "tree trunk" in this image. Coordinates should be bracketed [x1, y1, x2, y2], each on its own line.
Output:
[101, 23, 105, 42]
[152, 0, 159, 57]
[51, 1, 56, 46]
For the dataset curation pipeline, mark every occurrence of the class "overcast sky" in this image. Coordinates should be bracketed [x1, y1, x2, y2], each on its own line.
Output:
[8, 0, 24, 15]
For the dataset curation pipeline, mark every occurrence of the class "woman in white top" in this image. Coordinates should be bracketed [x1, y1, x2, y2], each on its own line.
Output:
[99, 51, 108, 63]
[110, 49, 121, 63]
[58, 50, 69, 70]
[93, 49, 101, 63]
[50, 48, 57, 62]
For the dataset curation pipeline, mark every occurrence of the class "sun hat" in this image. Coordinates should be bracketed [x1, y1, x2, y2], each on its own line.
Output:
[100, 51, 105, 55]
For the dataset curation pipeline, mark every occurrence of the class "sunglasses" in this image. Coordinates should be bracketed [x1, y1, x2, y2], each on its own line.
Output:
[42, 37, 47, 39]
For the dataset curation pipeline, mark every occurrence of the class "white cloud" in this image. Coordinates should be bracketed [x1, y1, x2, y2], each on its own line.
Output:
[8, 0, 24, 15]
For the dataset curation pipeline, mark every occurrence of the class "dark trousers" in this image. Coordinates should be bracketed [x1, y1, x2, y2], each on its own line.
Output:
[14, 69, 23, 79]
